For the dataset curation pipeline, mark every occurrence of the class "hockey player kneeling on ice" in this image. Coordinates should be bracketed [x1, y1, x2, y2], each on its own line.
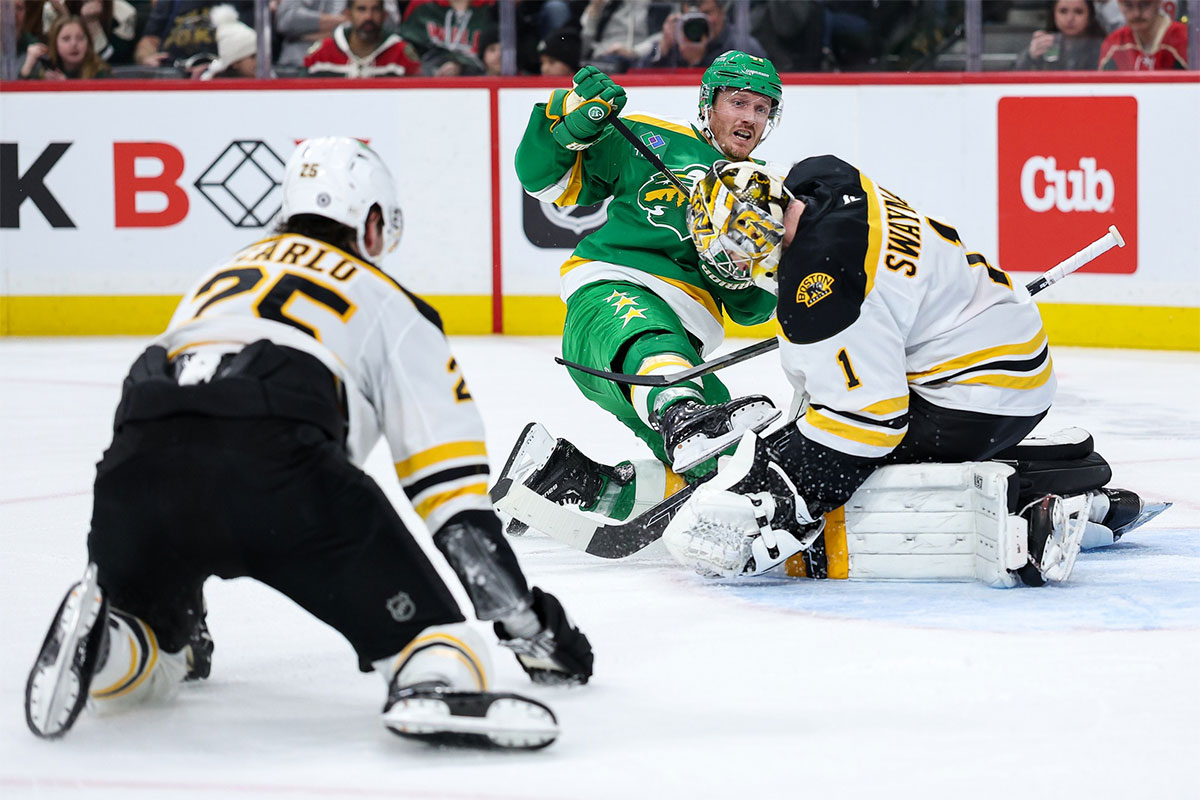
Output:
[662, 157, 1168, 586]
[24, 138, 592, 750]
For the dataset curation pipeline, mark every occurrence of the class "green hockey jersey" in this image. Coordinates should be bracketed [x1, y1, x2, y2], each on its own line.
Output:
[515, 104, 777, 356]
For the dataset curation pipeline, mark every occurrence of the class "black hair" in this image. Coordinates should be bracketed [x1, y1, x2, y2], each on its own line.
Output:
[1046, 0, 1106, 39]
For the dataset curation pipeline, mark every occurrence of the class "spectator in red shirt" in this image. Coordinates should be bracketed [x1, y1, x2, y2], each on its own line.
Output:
[305, 0, 421, 77]
[1099, 0, 1188, 69]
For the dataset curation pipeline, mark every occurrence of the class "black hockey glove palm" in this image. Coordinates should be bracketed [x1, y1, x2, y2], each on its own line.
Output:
[495, 587, 593, 686]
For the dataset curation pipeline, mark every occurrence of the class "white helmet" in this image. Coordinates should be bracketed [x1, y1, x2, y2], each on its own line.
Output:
[278, 137, 403, 263]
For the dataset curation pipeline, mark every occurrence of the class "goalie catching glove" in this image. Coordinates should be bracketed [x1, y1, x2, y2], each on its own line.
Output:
[687, 161, 791, 292]
[495, 587, 593, 686]
[663, 431, 823, 578]
[546, 66, 627, 151]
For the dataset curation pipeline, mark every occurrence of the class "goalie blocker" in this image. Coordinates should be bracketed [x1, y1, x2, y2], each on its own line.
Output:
[663, 427, 1166, 587]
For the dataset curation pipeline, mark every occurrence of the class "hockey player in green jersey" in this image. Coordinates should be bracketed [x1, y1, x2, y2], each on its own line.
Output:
[495, 51, 787, 532]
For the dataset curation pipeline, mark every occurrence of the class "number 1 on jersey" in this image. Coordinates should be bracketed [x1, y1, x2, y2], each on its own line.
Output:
[837, 348, 862, 390]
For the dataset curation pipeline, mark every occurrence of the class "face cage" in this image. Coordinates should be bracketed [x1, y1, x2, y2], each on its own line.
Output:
[696, 195, 785, 291]
[699, 86, 783, 146]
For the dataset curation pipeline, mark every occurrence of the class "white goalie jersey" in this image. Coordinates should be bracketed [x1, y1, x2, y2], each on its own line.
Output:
[777, 156, 1055, 460]
[158, 233, 492, 534]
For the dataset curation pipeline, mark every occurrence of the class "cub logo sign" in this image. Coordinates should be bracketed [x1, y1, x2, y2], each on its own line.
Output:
[998, 96, 1136, 274]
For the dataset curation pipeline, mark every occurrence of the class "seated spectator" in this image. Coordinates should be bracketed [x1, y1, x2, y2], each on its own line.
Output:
[1099, 0, 1187, 69]
[580, 0, 659, 73]
[538, 24, 581, 75]
[135, 1, 253, 70]
[400, 0, 498, 76]
[750, 0, 824, 72]
[275, 0, 347, 68]
[479, 26, 502, 74]
[15, 1, 45, 59]
[43, 1, 138, 65]
[199, 4, 256, 79]
[639, 0, 767, 70]
[1015, 0, 1106, 70]
[305, 0, 421, 77]
[20, 13, 111, 78]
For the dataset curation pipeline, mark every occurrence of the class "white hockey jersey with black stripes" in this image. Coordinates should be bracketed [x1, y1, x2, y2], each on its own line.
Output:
[777, 156, 1056, 460]
[158, 233, 492, 534]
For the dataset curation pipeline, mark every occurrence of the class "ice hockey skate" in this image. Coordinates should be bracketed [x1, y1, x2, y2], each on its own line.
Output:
[657, 395, 781, 472]
[25, 563, 109, 739]
[491, 422, 633, 535]
[1017, 494, 1090, 586]
[383, 681, 559, 750]
[1096, 488, 1172, 541]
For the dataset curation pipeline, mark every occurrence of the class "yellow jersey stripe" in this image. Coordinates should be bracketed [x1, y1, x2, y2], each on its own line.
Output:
[805, 407, 905, 447]
[860, 395, 910, 417]
[656, 275, 722, 322]
[907, 328, 1048, 380]
[956, 355, 1055, 390]
[860, 173, 884, 300]
[622, 114, 700, 140]
[412, 482, 489, 519]
[557, 154, 585, 207]
[560, 254, 592, 278]
[395, 441, 488, 480]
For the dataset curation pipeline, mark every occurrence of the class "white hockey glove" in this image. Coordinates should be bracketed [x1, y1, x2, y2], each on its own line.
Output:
[663, 431, 823, 577]
[495, 587, 593, 686]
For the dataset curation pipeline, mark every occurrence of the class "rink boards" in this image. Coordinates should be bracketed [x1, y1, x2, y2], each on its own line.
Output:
[1, 73, 1197, 348]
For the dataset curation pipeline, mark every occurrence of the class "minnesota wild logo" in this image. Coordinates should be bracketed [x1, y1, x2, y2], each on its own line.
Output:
[636, 164, 709, 242]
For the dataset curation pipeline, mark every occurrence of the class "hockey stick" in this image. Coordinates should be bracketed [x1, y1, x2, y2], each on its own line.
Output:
[555, 225, 1126, 387]
[609, 117, 692, 196]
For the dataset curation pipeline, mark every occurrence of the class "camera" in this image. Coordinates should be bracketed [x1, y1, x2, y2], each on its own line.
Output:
[679, 11, 709, 43]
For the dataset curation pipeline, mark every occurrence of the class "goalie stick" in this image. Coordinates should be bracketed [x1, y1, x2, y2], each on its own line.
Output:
[555, 225, 1126, 388]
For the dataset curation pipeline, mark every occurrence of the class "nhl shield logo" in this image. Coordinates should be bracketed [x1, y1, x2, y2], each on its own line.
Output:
[797, 273, 834, 307]
[386, 591, 416, 622]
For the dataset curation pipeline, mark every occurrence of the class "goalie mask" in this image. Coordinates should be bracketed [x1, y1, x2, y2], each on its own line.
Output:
[278, 137, 404, 264]
[687, 161, 791, 292]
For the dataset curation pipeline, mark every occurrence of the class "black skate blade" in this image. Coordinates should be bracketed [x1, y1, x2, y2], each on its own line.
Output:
[25, 564, 107, 739]
[490, 422, 553, 506]
[1113, 501, 1171, 539]
[384, 690, 559, 751]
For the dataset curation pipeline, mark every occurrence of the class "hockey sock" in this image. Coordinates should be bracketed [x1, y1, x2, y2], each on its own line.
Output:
[89, 610, 187, 711]
[627, 354, 703, 429]
[590, 459, 688, 521]
[376, 624, 491, 693]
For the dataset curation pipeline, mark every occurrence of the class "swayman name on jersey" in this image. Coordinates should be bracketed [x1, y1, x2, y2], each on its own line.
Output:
[158, 233, 492, 534]
[777, 155, 1055, 460]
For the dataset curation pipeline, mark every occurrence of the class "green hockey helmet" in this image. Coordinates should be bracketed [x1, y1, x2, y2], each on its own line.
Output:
[698, 51, 783, 142]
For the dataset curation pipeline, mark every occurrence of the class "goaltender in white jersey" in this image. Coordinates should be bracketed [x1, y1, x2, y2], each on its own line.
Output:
[654, 156, 1160, 587]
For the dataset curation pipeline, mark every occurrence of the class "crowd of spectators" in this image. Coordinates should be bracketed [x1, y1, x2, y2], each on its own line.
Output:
[2, 0, 1192, 81]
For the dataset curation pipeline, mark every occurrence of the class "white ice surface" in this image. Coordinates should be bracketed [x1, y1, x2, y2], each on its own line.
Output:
[1, 337, 1197, 799]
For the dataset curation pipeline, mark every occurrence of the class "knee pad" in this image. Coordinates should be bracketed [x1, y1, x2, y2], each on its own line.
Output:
[89, 609, 188, 715]
[375, 623, 492, 693]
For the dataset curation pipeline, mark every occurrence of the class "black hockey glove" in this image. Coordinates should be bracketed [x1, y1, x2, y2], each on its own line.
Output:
[495, 587, 593, 686]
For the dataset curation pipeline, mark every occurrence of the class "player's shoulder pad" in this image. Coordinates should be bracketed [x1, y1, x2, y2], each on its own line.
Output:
[776, 156, 872, 345]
